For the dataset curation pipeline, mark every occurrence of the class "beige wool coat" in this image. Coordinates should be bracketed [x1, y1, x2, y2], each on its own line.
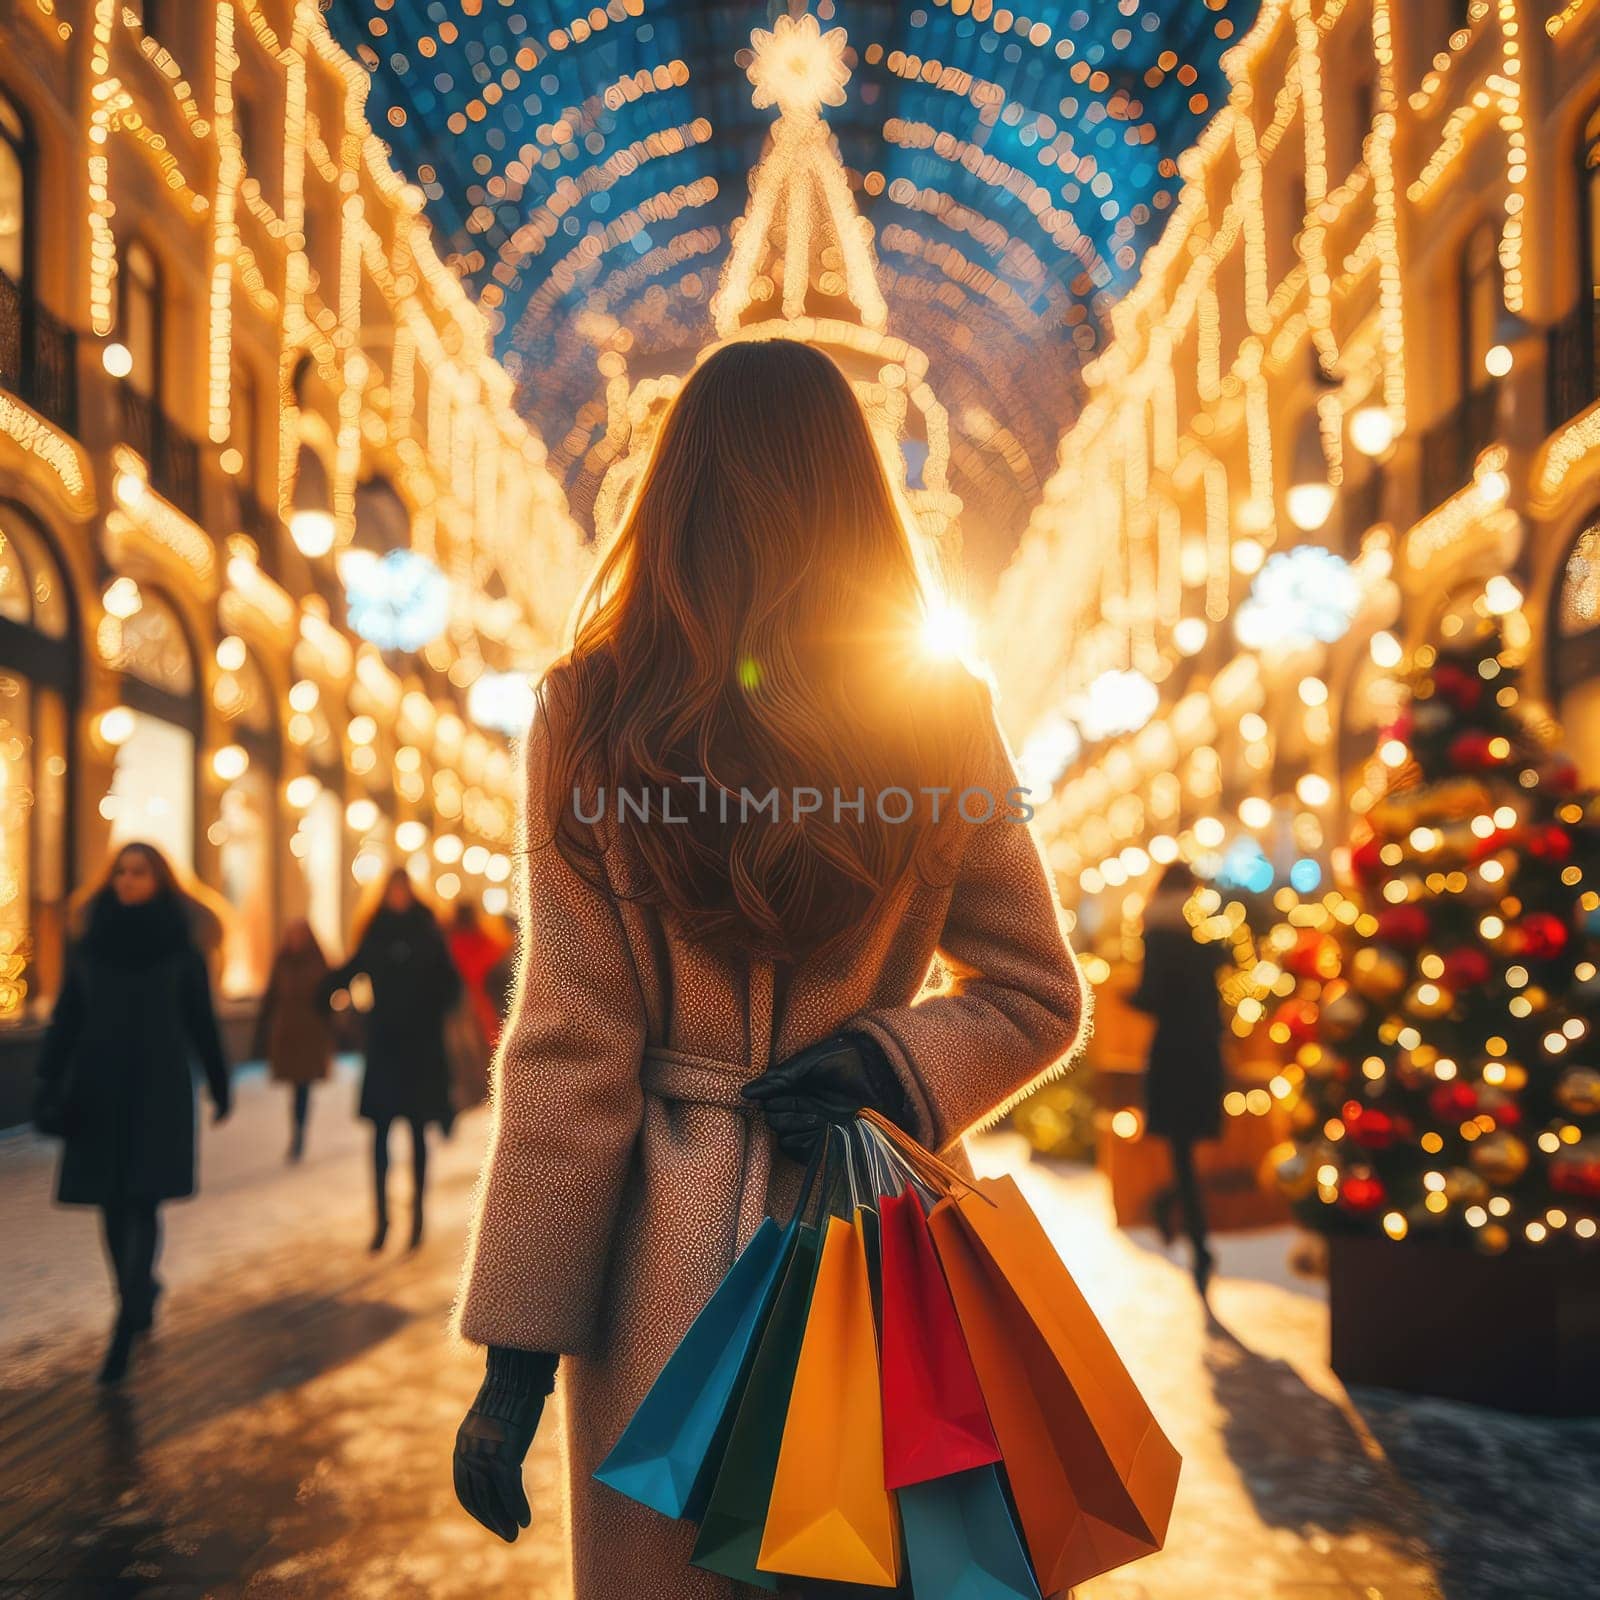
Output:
[456, 701, 1087, 1599]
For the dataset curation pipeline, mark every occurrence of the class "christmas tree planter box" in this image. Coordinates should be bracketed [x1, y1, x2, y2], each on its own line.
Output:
[1328, 1233, 1600, 1415]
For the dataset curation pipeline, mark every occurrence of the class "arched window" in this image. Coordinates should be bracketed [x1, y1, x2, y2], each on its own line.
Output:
[0, 504, 74, 1022]
[0, 89, 26, 286]
[1551, 511, 1600, 784]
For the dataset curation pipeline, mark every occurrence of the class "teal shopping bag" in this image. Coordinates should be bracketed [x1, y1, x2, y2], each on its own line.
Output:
[595, 1213, 794, 1519]
[899, 1466, 1042, 1600]
[691, 1221, 825, 1590]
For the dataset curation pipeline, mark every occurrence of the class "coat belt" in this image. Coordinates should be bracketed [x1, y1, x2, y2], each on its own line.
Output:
[641, 1045, 772, 1258]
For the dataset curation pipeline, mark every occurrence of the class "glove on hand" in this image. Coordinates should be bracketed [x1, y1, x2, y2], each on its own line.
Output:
[741, 1031, 913, 1161]
[454, 1347, 559, 1542]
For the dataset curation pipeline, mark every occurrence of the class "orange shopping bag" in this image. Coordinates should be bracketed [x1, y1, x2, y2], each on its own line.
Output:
[927, 1174, 1180, 1595]
[756, 1212, 901, 1587]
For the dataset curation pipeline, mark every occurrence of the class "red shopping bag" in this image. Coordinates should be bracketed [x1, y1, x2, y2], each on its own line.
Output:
[878, 1188, 1001, 1490]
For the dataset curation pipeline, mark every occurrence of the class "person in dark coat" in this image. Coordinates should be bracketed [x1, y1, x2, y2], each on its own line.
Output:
[253, 918, 334, 1163]
[320, 869, 461, 1251]
[32, 842, 231, 1383]
[1129, 861, 1225, 1295]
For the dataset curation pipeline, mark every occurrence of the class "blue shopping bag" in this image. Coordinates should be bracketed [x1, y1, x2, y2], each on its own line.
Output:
[596, 1212, 795, 1520]
[899, 1465, 1042, 1600]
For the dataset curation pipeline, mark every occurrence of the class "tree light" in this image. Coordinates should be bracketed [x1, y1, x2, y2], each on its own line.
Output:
[285, 775, 321, 810]
[216, 634, 247, 672]
[288, 679, 320, 714]
[1172, 616, 1208, 655]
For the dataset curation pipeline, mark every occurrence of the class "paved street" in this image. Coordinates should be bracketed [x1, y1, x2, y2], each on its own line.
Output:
[1, 1066, 1596, 1600]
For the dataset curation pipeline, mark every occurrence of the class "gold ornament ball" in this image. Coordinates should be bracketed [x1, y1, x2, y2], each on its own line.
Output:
[1321, 992, 1367, 1041]
[1352, 946, 1408, 1002]
[1264, 1141, 1317, 1199]
[1469, 1130, 1530, 1185]
[1555, 1065, 1600, 1116]
[1443, 1166, 1489, 1205]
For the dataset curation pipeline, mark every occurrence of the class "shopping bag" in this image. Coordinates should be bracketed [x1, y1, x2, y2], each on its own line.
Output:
[899, 1465, 1041, 1600]
[758, 1213, 902, 1587]
[928, 1174, 1181, 1594]
[878, 1189, 1001, 1490]
[595, 1213, 793, 1519]
[692, 1222, 825, 1590]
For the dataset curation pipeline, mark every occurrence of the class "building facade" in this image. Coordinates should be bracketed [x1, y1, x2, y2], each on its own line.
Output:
[0, 0, 584, 1057]
[988, 0, 1600, 970]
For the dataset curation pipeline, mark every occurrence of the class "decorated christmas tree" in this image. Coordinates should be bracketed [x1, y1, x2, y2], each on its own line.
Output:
[1268, 597, 1600, 1254]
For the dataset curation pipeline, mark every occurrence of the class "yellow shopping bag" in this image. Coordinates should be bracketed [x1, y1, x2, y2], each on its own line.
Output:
[756, 1213, 901, 1587]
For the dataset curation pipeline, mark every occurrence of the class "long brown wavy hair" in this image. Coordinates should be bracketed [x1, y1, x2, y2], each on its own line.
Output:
[541, 338, 991, 960]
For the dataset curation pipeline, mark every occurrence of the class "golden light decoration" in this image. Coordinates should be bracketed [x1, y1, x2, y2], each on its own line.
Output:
[746, 13, 850, 120]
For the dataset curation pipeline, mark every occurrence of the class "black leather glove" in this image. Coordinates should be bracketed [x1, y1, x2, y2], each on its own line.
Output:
[741, 1032, 912, 1161]
[454, 1346, 558, 1542]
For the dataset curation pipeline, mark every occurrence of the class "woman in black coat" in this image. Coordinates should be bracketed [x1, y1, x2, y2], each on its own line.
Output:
[33, 842, 231, 1382]
[1130, 862, 1225, 1295]
[321, 869, 461, 1252]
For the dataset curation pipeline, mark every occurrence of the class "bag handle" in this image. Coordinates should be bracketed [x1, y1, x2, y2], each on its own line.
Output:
[856, 1108, 997, 1206]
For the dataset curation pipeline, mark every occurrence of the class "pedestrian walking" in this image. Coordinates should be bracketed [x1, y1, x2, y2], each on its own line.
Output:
[321, 869, 461, 1251]
[32, 842, 231, 1384]
[447, 900, 512, 1051]
[1130, 861, 1226, 1296]
[450, 340, 1086, 1597]
[253, 918, 334, 1163]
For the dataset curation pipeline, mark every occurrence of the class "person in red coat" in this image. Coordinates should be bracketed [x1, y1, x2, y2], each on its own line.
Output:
[447, 901, 512, 1051]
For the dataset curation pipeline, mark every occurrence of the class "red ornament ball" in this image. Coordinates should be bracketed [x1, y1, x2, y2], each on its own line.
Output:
[1376, 904, 1431, 949]
[1339, 1172, 1388, 1214]
[1428, 1082, 1479, 1121]
[1342, 1102, 1399, 1150]
[1432, 663, 1482, 712]
[1519, 912, 1569, 961]
[1440, 947, 1492, 989]
[1448, 732, 1493, 770]
[1350, 835, 1385, 886]
[1527, 826, 1572, 862]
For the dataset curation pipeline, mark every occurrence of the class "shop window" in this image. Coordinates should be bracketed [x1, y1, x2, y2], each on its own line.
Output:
[108, 713, 195, 872]
[105, 586, 198, 873]
[217, 766, 272, 996]
[298, 785, 345, 959]
[0, 90, 25, 285]
[0, 505, 73, 1022]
